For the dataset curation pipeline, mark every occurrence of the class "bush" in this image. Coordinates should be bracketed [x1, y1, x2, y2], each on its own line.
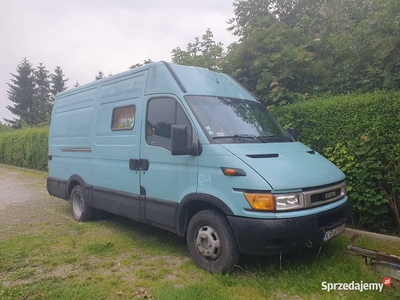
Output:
[272, 91, 400, 232]
[0, 127, 49, 171]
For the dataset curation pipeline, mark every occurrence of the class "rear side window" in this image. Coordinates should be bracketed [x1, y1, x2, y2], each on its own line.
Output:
[111, 105, 136, 131]
[146, 98, 192, 150]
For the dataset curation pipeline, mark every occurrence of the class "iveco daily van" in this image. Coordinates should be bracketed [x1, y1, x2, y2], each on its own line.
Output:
[47, 61, 349, 273]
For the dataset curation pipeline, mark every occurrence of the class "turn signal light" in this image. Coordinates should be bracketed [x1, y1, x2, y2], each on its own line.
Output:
[221, 167, 246, 176]
[244, 193, 276, 211]
[223, 168, 236, 176]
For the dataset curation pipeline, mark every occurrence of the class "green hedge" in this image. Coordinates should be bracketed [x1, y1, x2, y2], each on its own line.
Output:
[272, 91, 400, 231]
[0, 127, 49, 171]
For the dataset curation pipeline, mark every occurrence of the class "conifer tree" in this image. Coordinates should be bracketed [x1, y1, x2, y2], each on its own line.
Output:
[95, 70, 105, 81]
[5, 58, 36, 127]
[129, 59, 153, 69]
[50, 66, 68, 112]
[33, 62, 51, 123]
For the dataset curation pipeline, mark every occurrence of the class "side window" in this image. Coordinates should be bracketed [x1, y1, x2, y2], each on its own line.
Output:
[146, 98, 192, 150]
[111, 105, 135, 131]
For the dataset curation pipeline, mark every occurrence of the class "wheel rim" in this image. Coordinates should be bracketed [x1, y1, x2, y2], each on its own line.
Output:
[196, 225, 221, 260]
[72, 192, 83, 218]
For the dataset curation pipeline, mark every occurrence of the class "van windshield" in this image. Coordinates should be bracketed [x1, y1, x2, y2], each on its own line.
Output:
[185, 96, 292, 144]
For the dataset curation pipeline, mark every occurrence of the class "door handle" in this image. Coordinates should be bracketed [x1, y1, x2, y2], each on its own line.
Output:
[140, 159, 149, 171]
[129, 159, 140, 170]
[129, 159, 149, 171]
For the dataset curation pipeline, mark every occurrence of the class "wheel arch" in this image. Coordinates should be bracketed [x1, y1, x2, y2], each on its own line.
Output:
[175, 193, 234, 237]
[66, 175, 89, 199]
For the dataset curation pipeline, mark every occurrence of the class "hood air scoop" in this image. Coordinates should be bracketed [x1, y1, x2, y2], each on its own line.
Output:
[246, 154, 279, 158]
[247, 151, 315, 158]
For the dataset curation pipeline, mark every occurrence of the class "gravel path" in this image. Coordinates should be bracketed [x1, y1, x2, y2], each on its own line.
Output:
[0, 164, 47, 210]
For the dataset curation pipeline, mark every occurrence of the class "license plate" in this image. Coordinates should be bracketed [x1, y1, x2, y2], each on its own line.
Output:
[323, 224, 345, 242]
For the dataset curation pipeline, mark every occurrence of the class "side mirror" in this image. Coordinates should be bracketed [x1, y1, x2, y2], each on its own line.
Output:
[171, 125, 189, 155]
[288, 127, 298, 141]
[171, 125, 202, 156]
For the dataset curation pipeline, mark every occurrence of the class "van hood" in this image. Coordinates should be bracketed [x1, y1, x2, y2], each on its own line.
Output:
[221, 142, 345, 190]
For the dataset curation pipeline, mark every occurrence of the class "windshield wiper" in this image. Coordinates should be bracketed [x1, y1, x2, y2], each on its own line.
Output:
[213, 134, 264, 143]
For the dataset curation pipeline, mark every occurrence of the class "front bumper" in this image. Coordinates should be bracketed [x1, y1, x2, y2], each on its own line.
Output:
[228, 202, 349, 255]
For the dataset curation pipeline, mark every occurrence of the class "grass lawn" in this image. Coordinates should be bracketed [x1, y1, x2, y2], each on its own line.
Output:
[0, 164, 399, 299]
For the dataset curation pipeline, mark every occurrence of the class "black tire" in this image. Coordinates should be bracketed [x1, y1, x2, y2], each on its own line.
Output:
[186, 209, 239, 274]
[70, 185, 94, 222]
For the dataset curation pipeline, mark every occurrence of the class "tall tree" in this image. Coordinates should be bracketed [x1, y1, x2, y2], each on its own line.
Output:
[228, 0, 271, 37]
[171, 29, 224, 70]
[228, 0, 328, 37]
[4, 58, 36, 127]
[224, 0, 400, 103]
[316, 0, 400, 92]
[224, 15, 319, 106]
[50, 66, 68, 111]
[33, 62, 51, 123]
[95, 70, 105, 81]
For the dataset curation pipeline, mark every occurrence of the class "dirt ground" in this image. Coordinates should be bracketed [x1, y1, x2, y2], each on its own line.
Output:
[0, 166, 46, 210]
[0, 165, 52, 232]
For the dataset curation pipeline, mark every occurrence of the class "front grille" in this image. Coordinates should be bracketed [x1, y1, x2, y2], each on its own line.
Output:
[311, 188, 342, 203]
[303, 181, 346, 208]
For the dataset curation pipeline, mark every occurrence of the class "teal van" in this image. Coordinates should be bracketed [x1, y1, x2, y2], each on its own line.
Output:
[47, 62, 349, 273]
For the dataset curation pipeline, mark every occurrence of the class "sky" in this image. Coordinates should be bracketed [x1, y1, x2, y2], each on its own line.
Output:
[0, 0, 238, 123]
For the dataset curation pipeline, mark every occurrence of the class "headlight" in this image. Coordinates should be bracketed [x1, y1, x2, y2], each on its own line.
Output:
[244, 193, 302, 211]
[275, 194, 301, 210]
[341, 182, 347, 195]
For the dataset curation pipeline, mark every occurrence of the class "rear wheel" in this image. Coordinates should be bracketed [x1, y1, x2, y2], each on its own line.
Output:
[70, 185, 94, 221]
[186, 209, 239, 274]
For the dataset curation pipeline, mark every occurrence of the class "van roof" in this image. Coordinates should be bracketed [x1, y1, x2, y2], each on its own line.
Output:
[56, 62, 256, 101]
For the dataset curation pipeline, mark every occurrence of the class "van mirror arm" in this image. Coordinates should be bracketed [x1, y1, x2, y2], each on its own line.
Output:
[189, 142, 202, 156]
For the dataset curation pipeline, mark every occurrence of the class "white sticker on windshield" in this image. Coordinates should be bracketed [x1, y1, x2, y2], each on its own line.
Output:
[208, 130, 214, 135]
[205, 126, 211, 130]
[216, 132, 225, 136]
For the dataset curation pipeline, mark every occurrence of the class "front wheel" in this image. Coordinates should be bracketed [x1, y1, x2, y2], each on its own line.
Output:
[186, 210, 239, 274]
[70, 185, 94, 222]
